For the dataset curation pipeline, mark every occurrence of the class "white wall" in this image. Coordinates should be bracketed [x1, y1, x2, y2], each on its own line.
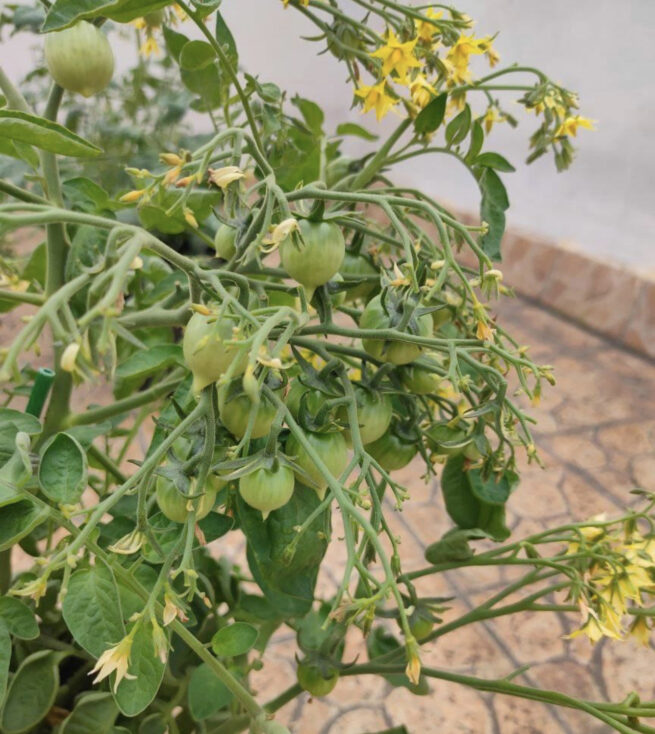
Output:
[2, 1, 654, 269]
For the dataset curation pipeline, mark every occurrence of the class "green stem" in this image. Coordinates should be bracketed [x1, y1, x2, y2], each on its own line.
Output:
[0, 550, 10, 594]
[0, 179, 49, 205]
[350, 117, 412, 190]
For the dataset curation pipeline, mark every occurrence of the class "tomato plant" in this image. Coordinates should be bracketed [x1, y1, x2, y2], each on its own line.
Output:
[0, 3, 637, 734]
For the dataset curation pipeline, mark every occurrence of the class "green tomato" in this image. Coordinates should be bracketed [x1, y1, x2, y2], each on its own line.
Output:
[366, 431, 417, 472]
[219, 390, 278, 439]
[280, 220, 345, 297]
[297, 661, 339, 697]
[183, 310, 247, 395]
[286, 430, 349, 500]
[214, 224, 237, 259]
[425, 423, 471, 456]
[287, 379, 330, 421]
[44, 21, 114, 98]
[341, 389, 393, 445]
[259, 722, 291, 734]
[156, 475, 218, 524]
[360, 295, 433, 365]
[339, 251, 379, 302]
[402, 362, 442, 395]
[409, 610, 434, 641]
[238, 465, 295, 520]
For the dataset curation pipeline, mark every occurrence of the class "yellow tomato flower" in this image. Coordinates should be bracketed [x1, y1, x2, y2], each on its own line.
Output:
[140, 35, 160, 58]
[370, 29, 422, 83]
[90, 633, 137, 692]
[120, 189, 147, 203]
[282, 0, 309, 6]
[409, 74, 436, 108]
[415, 8, 443, 42]
[629, 616, 651, 647]
[556, 115, 596, 137]
[483, 106, 505, 133]
[208, 165, 245, 189]
[446, 34, 492, 84]
[354, 80, 398, 121]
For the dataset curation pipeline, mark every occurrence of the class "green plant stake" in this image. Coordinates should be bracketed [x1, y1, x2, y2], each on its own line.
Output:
[24, 368, 55, 418]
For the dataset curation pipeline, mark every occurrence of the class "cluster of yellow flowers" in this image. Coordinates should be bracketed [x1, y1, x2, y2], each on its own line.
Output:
[134, 5, 186, 58]
[567, 520, 655, 645]
[354, 10, 499, 122]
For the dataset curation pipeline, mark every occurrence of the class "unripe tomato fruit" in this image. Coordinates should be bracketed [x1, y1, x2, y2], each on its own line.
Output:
[360, 295, 433, 365]
[409, 611, 434, 641]
[341, 389, 392, 445]
[44, 21, 115, 98]
[219, 391, 277, 439]
[366, 431, 417, 472]
[402, 363, 442, 395]
[260, 722, 291, 734]
[425, 424, 471, 456]
[214, 224, 237, 260]
[156, 475, 219, 524]
[239, 465, 295, 520]
[280, 220, 345, 298]
[183, 311, 246, 395]
[287, 379, 330, 421]
[297, 661, 339, 697]
[286, 430, 349, 500]
[339, 251, 379, 302]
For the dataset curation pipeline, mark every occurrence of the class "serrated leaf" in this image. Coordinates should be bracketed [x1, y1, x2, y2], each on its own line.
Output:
[0, 501, 49, 552]
[113, 623, 166, 716]
[414, 92, 448, 135]
[211, 622, 258, 658]
[62, 565, 125, 658]
[0, 110, 101, 158]
[60, 692, 119, 734]
[0, 651, 59, 733]
[468, 467, 518, 505]
[38, 432, 88, 504]
[478, 167, 509, 260]
[0, 596, 39, 640]
[187, 663, 233, 721]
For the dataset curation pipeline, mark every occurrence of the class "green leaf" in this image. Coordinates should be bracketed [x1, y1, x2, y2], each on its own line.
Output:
[115, 344, 183, 384]
[445, 104, 471, 146]
[163, 26, 189, 63]
[187, 663, 233, 721]
[38, 432, 88, 504]
[478, 167, 509, 260]
[0, 110, 101, 158]
[62, 564, 125, 658]
[424, 528, 489, 564]
[440, 454, 480, 529]
[197, 512, 233, 542]
[0, 619, 10, 706]
[114, 622, 166, 716]
[180, 64, 223, 108]
[0, 501, 49, 552]
[0, 410, 41, 465]
[414, 92, 448, 135]
[42, 0, 170, 30]
[138, 713, 168, 734]
[0, 596, 39, 640]
[0, 137, 39, 169]
[335, 122, 378, 141]
[215, 11, 238, 67]
[179, 40, 216, 70]
[211, 622, 258, 658]
[468, 467, 518, 505]
[238, 488, 330, 616]
[293, 96, 324, 135]
[474, 151, 516, 172]
[60, 692, 119, 734]
[191, 0, 222, 18]
[1, 650, 60, 733]
[465, 120, 484, 162]
[0, 433, 33, 503]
